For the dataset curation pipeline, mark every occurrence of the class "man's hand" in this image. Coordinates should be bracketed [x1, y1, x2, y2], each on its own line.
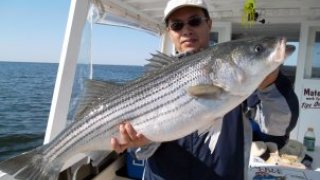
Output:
[258, 68, 279, 91]
[111, 122, 151, 153]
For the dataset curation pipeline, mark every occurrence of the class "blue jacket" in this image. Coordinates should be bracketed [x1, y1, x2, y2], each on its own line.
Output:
[143, 106, 244, 180]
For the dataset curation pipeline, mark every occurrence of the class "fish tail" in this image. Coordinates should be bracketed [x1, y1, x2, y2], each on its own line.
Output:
[0, 146, 60, 180]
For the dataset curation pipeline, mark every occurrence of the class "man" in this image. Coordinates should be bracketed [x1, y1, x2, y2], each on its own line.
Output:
[111, 0, 299, 179]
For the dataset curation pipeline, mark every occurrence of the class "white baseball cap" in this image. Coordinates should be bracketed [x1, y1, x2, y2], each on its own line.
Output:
[163, 0, 208, 21]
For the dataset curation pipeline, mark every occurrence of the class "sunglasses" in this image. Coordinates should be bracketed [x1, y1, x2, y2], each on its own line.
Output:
[168, 16, 208, 32]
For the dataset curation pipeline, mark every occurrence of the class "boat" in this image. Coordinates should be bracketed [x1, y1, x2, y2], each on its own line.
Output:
[1, 0, 320, 179]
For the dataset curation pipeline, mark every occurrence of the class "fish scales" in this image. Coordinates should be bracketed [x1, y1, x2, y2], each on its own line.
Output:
[53, 56, 209, 163]
[45, 51, 211, 162]
[0, 37, 295, 180]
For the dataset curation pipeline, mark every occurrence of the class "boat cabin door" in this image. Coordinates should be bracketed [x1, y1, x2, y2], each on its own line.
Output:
[292, 21, 320, 146]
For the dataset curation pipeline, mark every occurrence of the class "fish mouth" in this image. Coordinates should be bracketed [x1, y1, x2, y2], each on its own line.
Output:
[285, 44, 295, 58]
[272, 37, 295, 63]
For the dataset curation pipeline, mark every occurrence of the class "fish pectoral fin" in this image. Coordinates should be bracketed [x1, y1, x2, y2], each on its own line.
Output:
[187, 84, 223, 99]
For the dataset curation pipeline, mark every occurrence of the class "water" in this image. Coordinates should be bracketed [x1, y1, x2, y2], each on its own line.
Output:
[0, 62, 144, 161]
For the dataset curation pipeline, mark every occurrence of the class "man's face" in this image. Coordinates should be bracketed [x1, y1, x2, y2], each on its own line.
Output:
[166, 6, 212, 53]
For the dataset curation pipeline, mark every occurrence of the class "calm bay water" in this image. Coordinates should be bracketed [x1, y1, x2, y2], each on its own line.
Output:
[0, 61, 144, 161]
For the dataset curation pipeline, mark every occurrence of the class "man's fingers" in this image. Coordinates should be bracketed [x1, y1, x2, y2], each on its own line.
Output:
[125, 122, 138, 141]
[120, 123, 131, 144]
[110, 137, 118, 151]
[111, 122, 151, 153]
[111, 137, 126, 153]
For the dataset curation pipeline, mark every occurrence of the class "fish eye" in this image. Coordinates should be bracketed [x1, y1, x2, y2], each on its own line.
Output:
[254, 45, 264, 53]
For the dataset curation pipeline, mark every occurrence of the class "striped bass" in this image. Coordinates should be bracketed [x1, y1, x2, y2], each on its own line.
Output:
[0, 37, 295, 179]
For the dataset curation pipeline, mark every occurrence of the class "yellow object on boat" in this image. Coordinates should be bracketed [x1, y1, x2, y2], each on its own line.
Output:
[242, 0, 256, 27]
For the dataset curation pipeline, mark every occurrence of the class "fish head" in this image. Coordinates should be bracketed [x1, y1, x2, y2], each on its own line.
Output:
[230, 36, 295, 69]
[208, 37, 295, 95]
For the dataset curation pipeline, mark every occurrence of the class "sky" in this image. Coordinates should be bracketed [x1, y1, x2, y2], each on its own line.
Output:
[0, 0, 160, 65]
[0, 0, 318, 67]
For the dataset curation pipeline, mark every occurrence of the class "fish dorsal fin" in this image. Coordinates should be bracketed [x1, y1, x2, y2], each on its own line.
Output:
[187, 84, 224, 99]
[74, 79, 122, 120]
[144, 51, 178, 73]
